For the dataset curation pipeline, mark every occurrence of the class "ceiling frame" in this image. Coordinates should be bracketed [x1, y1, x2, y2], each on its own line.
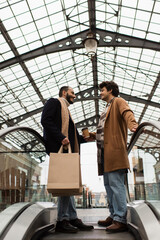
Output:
[1, 87, 159, 128]
[1, 28, 160, 70]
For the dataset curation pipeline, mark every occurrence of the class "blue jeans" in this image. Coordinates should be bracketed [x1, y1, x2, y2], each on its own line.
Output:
[103, 170, 127, 224]
[57, 196, 77, 221]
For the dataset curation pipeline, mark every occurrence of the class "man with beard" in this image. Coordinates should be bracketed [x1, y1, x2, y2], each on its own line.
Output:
[41, 86, 93, 233]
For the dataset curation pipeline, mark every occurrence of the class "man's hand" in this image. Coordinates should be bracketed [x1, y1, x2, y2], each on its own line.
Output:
[62, 137, 70, 145]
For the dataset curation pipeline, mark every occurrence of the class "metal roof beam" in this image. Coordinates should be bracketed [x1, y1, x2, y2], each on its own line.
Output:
[1, 87, 159, 128]
[0, 19, 45, 104]
[138, 72, 160, 124]
[88, 0, 96, 31]
[1, 28, 160, 70]
[88, 0, 99, 124]
[76, 115, 98, 128]
[0, 30, 89, 70]
[95, 28, 160, 50]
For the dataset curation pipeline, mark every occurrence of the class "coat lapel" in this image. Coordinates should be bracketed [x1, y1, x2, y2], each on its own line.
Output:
[105, 104, 111, 121]
[105, 97, 115, 121]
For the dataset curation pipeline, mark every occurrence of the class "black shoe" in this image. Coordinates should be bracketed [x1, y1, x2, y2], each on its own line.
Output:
[55, 220, 78, 233]
[70, 218, 94, 231]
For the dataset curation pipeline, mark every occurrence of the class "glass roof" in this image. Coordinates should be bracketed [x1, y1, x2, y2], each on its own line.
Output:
[0, 0, 160, 157]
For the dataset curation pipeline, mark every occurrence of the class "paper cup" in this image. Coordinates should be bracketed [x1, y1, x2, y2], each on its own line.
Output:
[82, 127, 90, 138]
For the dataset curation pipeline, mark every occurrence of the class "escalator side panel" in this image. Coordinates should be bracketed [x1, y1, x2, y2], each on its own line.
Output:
[0, 202, 32, 239]
[2, 202, 57, 240]
[127, 201, 160, 240]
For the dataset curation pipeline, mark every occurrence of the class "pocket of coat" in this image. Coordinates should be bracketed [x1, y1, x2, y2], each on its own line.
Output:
[113, 135, 123, 149]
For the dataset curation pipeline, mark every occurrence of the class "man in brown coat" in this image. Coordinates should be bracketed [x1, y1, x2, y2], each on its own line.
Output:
[88, 81, 138, 233]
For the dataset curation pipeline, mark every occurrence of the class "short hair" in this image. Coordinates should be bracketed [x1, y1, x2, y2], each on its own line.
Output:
[59, 86, 70, 97]
[99, 81, 119, 97]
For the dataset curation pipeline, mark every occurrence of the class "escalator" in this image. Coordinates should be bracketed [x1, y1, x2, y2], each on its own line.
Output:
[0, 202, 57, 240]
[0, 200, 159, 240]
[0, 121, 160, 240]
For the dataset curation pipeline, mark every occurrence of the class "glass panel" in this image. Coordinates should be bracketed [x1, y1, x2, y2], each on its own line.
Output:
[0, 130, 106, 211]
[0, 129, 49, 211]
[128, 124, 160, 203]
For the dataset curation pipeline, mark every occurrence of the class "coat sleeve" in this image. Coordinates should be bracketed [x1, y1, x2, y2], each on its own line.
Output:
[41, 98, 66, 142]
[76, 129, 86, 144]
[117, 98, 138, 131]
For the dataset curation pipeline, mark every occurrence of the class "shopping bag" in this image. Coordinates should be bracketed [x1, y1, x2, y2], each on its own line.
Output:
[47, 145, 83, 196]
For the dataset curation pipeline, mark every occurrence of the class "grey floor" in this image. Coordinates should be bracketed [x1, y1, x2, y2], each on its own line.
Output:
[41, 208, 135, 240]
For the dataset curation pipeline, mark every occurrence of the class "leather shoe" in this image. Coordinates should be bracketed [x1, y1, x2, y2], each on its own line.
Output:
[70, 218, 94, 231]
[106, 220, 128, 233]
[55, 220, 78, 233]
[98, 216, 113, 227]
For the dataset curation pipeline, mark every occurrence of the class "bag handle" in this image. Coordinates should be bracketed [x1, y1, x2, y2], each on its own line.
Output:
[58, 144, 72, 153]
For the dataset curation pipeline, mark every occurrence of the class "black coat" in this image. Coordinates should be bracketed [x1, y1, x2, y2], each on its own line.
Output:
[41, 98, 84, 154]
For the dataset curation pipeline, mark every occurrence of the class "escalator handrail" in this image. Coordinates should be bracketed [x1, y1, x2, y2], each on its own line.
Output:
[1, 121, 159, 153]
[0, 126, 45, 145]
[126, 120, 160, 203]
[145, 201, 160, 222]
[127, 120, 160, 154]
[0, 203, 33, 239]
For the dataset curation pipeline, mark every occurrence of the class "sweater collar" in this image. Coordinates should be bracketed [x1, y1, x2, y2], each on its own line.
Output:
[107, 97, 115, 106]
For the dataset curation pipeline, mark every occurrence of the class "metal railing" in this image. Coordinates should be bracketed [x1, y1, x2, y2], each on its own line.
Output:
[126, 120, 160, 202]
[0, 121, 160, 209]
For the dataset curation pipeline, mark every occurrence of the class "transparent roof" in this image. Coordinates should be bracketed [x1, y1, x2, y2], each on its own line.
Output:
[0, 0, 160, 157]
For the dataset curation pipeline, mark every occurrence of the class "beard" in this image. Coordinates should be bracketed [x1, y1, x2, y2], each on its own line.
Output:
[66, 93, 74, 104]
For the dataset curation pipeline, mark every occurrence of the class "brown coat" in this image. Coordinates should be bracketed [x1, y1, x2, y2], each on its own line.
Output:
[98, 97, 138, 175]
